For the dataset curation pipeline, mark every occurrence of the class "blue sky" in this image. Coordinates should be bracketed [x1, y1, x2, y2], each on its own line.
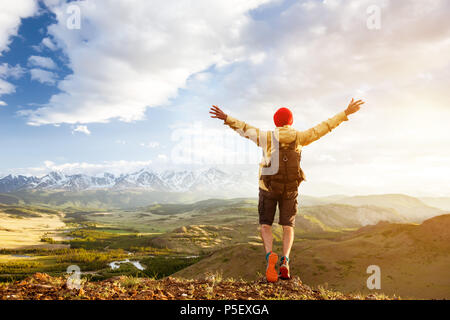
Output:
[1, 0, 450, 196]
[0, 1, 208, 172]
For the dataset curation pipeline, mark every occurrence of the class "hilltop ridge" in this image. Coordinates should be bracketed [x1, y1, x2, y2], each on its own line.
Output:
[0, 273, 393, 300]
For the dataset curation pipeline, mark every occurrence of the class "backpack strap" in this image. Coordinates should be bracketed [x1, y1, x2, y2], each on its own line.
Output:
[289, 131, 298, 150]
[279, 131, 297, 150]
[261, 131, 273, 167]
[267, 130, 273, 153]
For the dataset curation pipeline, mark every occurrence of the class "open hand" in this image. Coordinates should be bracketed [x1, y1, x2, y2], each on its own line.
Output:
[209, 105, 227, 121]
[345, 98, 364, 116]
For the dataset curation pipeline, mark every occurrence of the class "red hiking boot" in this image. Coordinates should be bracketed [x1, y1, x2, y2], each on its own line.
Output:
[279, 256, 291, 280]
[265, 252, 278, 283]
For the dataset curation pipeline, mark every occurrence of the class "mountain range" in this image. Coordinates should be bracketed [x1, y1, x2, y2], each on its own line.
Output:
[0, 168, 257, 196]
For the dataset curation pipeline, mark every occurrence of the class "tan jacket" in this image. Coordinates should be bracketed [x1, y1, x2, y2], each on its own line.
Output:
[224, 111, 349, 191]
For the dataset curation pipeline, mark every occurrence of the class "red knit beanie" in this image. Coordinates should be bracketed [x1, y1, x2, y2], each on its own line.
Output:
[273, 107, 293, 127]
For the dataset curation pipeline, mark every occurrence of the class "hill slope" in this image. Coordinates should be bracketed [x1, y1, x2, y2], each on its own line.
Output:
[301, 203, 407, 229]
[334, 194, 443, 222]
[420, 196, 450, 211]
[174, 215, 450, 299]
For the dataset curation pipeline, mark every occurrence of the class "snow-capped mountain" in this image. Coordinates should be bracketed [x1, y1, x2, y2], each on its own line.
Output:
[0, 174, 40, 193]
[0, 168, 257, 196]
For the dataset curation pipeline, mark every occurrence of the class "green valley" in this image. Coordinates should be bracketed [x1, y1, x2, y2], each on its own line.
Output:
[0, 193, 448, 299]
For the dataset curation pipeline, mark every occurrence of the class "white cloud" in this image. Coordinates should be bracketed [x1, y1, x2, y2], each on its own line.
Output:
[140, 141, 160, 149]
[0, 79, 15, 96]
[28, 55, 57, 69]
[0, 1, 38, 54]
[157, 154, 168, 161]
[29, 68, 58, 85]
[218, 0, 450, 116]
[41, 37, 57, 51]
[0, 0, 37, 102]
[31, 37, 59, 52]
[0, 101, 7, 106]
[0, 63, 25, 98]
[22, 0, 272, 125]
[0, 63, 25, 79]
[14, 160, 154, 177]
[72, 125, 91, 135]
[169, 121, 260, 166]
[249, 52, 267, 65]
[5, 0, 450, 195]
[167, 0, 450, 195]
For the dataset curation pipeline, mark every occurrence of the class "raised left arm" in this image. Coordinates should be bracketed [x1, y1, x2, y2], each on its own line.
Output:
[297, 98, 364, 147]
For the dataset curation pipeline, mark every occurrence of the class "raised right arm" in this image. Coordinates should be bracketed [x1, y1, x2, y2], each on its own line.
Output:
[210, 105, 266, 147]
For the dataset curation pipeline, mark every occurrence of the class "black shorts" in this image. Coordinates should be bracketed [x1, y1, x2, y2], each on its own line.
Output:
[258, 188, 298, 227]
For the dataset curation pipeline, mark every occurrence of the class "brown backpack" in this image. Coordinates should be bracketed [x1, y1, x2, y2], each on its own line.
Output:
[261, 131, 305, 194]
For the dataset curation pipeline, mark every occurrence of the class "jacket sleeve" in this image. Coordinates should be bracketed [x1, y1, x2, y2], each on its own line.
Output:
[224, 115, 266, 147]
[297, 111, 348, 146]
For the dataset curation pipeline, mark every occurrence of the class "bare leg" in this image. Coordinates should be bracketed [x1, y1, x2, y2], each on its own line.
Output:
[282, 225, 294, 258]
[260, 224, 273, 254]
